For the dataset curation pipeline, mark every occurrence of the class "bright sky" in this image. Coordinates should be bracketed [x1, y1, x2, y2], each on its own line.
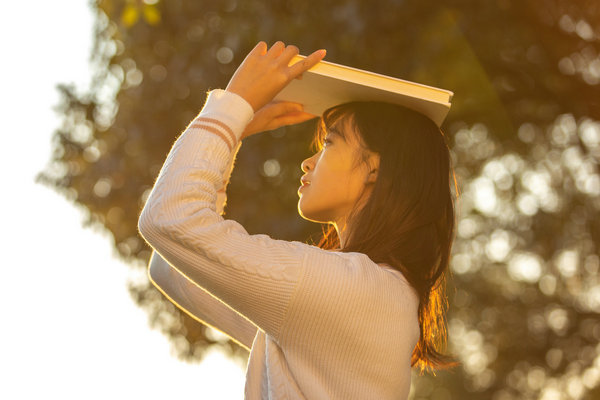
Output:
[0, 2, 245, 398]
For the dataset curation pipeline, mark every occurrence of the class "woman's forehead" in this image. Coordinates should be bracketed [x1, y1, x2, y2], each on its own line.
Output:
[326, 126, 344, 139]
[329, 116, 363, 145]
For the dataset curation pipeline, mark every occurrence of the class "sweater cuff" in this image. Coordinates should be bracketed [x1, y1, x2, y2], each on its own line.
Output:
[198, 89, 255, 145]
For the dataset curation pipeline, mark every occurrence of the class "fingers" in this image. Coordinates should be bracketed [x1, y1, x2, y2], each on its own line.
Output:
[237, 41, 324, 111]
[279, 44, 299, 66]
[273, 111, 317, 127]
[266, 41, 286, 58]
[259, 41, 325, 74]
[266, 102, 317, 125]
[260, 101, 315, 121]
[288, 48, 326, 78]
[276, 101, 303, 114]
[242, 102, 315, 139]
[249, 41, 268, 57]
[257, 101, 302, 120]
[266, 42, 299, 67]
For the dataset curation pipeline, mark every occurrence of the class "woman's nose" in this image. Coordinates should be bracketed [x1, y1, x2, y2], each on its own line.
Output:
[301, 156, 313, 173]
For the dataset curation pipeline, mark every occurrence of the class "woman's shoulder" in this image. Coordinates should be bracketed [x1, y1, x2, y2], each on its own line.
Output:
[351, 253, 417, 297]
[298, 250, 420, 319]
[324, 251, 412, 283]
[302, 249, 415, 296]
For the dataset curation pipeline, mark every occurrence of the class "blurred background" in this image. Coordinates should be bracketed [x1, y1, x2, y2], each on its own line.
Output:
[5, 0, 599, 399]
[1, 1, 245, 399]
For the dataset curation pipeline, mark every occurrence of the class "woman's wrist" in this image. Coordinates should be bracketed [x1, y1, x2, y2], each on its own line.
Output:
[198, 89, 255, 144]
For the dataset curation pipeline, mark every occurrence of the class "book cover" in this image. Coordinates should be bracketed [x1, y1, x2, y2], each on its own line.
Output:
[274, 55, 453, 127]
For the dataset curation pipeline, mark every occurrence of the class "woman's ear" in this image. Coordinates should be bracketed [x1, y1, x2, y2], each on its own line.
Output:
[365, 153, 380, 184]
[366, 168, 378, 184]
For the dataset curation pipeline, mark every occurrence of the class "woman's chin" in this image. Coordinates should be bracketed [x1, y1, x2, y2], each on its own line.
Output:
[297, 203, 329, 224]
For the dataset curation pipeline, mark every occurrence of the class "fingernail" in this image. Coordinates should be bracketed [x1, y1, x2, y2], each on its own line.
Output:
[319, 49, 326, 57]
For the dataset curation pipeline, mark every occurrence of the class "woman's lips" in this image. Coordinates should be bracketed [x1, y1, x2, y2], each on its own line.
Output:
[299, 177, 311, 193]
[298, 182, 310, 193]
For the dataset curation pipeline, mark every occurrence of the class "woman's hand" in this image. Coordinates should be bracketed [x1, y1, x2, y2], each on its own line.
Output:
[241, 101, 317, 140]
[226, 41, 326, 113]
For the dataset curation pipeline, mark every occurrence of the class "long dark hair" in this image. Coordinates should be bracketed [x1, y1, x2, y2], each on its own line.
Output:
[312, 101, 459, 374]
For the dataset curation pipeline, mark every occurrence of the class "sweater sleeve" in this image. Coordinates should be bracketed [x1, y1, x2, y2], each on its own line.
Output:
[146, 138, 258, 351]
[147, 251, 258, 350]
[138, 89, 316, 340]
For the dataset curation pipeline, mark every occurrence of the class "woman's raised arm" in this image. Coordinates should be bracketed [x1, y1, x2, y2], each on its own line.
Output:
[137, 42, 329, 341]
[148, 250, 258, 351]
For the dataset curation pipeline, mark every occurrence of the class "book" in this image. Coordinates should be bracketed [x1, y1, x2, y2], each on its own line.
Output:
[274, 55, 453, 127]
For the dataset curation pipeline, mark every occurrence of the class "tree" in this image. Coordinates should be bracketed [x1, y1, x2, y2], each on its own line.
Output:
[38, 0, 600, 398]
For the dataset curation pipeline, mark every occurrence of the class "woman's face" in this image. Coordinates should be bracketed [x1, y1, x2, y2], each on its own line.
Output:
[298, 117, 379, 226]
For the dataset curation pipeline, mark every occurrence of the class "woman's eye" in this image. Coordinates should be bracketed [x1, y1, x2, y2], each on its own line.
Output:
[323, 138, 333, 147]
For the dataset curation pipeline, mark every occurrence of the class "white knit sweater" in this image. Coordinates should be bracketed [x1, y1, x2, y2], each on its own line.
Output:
[138, 89, 421, 399]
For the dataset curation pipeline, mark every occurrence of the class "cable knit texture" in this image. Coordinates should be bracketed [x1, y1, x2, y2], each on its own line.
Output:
[138, 89, 421, 399]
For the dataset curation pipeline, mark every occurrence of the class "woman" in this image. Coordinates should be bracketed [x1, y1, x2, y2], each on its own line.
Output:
[139, 41, 458, 399]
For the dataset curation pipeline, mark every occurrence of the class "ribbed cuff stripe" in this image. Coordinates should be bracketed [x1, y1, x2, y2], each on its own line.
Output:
[192, 116, 238, 148]
[190, 122, 233, 151]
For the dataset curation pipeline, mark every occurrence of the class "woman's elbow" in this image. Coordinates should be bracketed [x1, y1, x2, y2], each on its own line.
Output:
[137, 204, 171, 247]
[138, 206, 155, 240]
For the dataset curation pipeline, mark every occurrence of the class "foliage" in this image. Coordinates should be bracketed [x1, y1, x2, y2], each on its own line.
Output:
[37, 0, 600, 398]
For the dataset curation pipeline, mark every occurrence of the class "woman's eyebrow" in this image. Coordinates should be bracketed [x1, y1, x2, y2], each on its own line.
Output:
[327, 128, 345, 141]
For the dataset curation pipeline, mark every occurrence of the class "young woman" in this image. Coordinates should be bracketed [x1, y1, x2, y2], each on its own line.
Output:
[139, 41, 457, 399]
